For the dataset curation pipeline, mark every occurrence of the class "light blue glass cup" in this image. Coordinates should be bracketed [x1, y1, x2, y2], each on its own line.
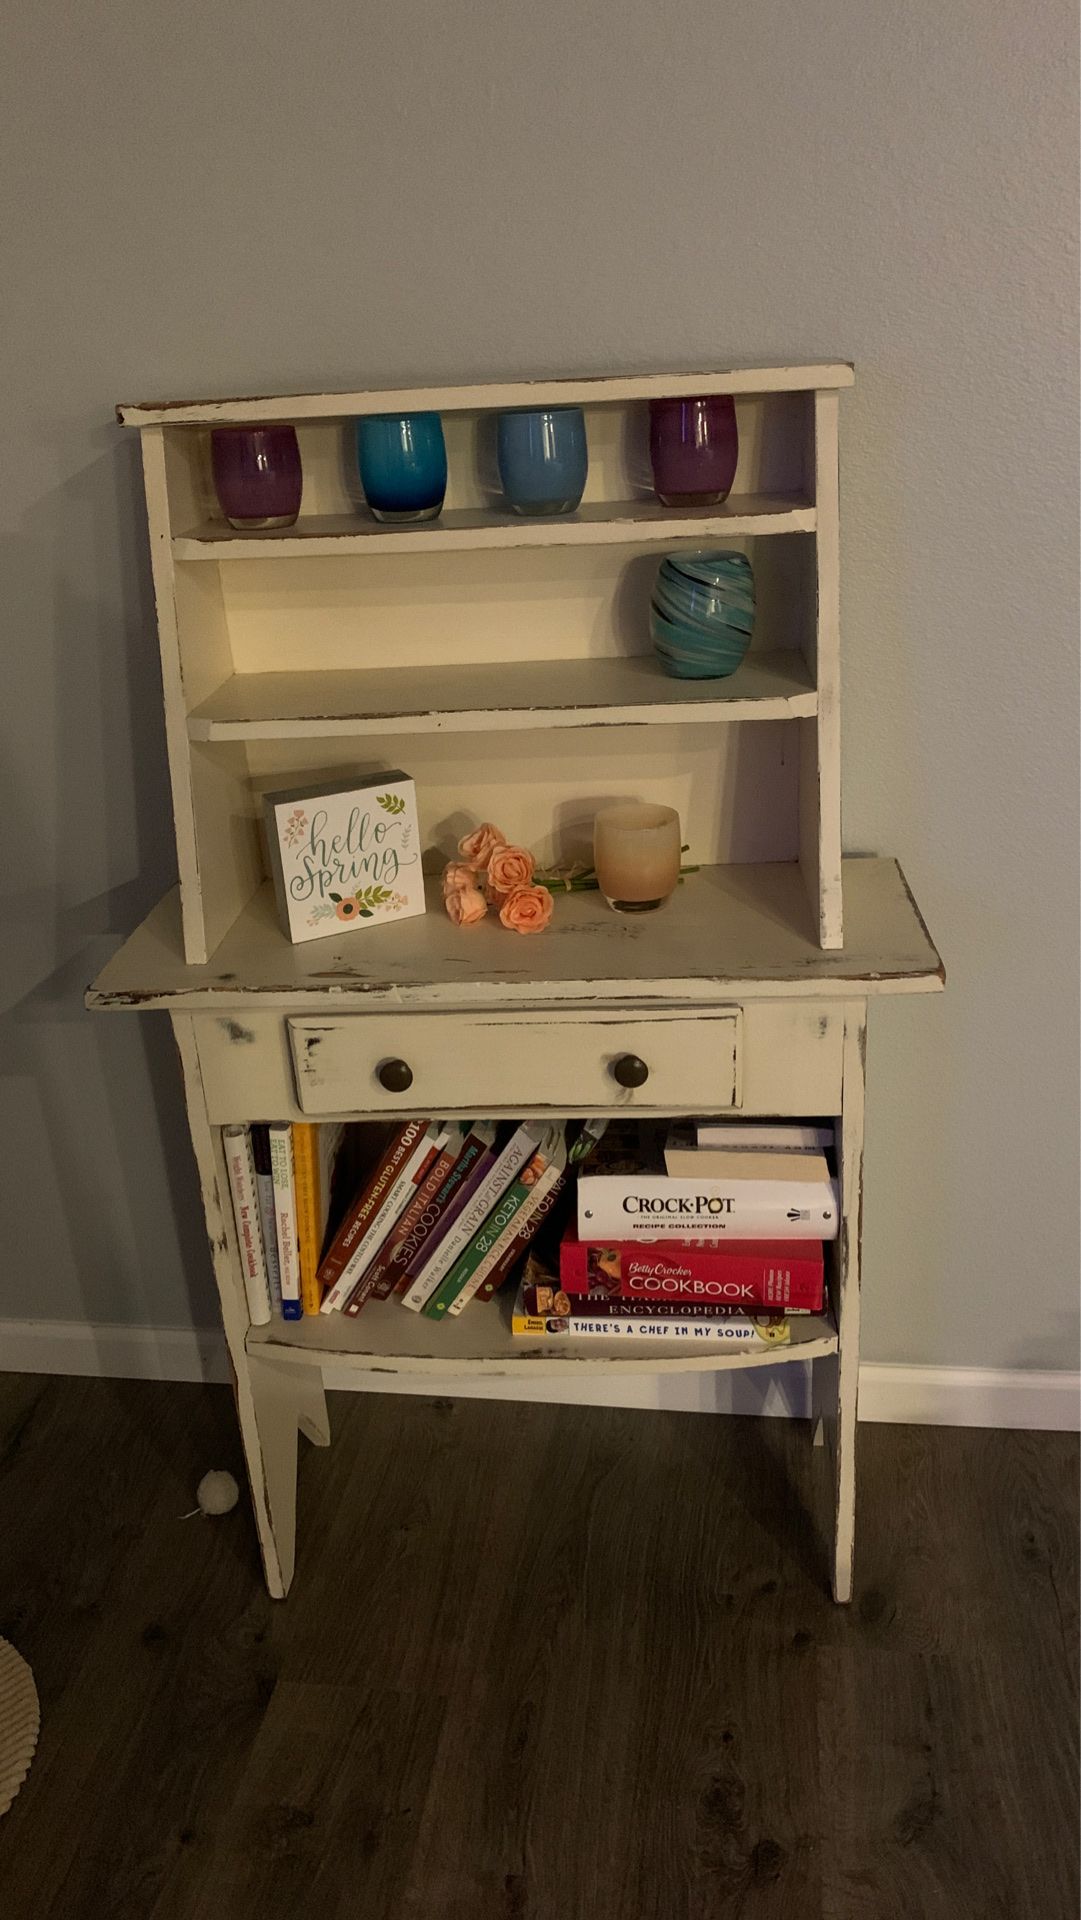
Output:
[356, 413, 447, 522]
[496, 407, 588, 515]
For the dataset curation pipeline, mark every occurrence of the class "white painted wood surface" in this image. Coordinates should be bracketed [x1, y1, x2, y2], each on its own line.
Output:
[195, 1001, 843, 1128]
[171, 1014, 318, 1598]
[802, 393, 844, 948]
[287, 1006, 741, 1117]
[246, 1291, 838, 1376]
[832, 1011, 866, 1601]
[173, 493, 814, 559]
[140, 430, 208, 963]
[118, 362, 855, 427]
[186, 651, 817, 740]
[86, 856, 944, 1014]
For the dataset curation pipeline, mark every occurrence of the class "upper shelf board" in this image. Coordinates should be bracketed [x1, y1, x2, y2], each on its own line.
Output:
[186, 651, 817, 741]
[173, 493, 814, 561]
[118, 363, 855, 428]
[86, 857, 944, 1013]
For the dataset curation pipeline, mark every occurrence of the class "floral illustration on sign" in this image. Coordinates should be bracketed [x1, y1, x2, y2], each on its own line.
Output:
[377, 793, 406, 815]
[308, 885, 410, 928]
[282, 807, 308, 848]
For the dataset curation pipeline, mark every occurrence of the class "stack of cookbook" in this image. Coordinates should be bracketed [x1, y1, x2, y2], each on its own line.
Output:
[510, 1120, 837, 1349]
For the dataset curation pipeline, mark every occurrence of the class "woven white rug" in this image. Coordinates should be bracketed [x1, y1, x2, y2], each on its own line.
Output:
[0, 1639, 39, 1817]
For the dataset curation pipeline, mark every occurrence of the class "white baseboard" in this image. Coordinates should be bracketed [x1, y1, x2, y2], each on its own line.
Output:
[1, 1319, 1077, 1431]
[857, 1362, 1080, 1431]
[0, 1319, 232, 1385]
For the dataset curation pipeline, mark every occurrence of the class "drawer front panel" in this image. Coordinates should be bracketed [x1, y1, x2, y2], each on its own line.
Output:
[287, 1008, 741, 1116]
[192, 1003, 844, 1125]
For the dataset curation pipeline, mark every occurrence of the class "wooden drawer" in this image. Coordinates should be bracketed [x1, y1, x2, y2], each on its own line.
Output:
[286, 1008, 742, 1115]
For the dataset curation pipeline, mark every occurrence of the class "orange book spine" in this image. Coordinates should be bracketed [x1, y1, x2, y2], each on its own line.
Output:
[292, 1123, 323, 1316]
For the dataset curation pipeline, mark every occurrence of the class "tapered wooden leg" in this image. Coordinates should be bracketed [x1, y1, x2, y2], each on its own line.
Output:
[829, 1008, 866, 1603]
[809, 1009, 866, 1600]
[296, 1369, 331, 1448]
[170, 1013, 329, 1599]
[246, 1352, 305, 1595]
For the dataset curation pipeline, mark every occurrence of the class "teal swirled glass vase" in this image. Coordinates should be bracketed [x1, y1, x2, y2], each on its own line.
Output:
[650, 551, 755, 679]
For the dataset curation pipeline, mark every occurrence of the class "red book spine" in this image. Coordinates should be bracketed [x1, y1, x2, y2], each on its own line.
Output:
[316, 1120, 426, 1293]
[559, 1231, 824, 1311]
[355, 1139, 461, 1305]
[343, 1132, 493, 1316]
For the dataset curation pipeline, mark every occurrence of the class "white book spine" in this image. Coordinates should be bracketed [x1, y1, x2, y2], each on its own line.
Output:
[321, 1126, 444, 1313]
[254, 1169, 283, 1316]
[401, 1124, 541, 1313]
[695, 1123, 834, 1150]
[223, 1127, 271, 1327]
[268, 1124, 301, 1316]
[577, 1176, 839, 1242]
[446, 1139, 566, 1317]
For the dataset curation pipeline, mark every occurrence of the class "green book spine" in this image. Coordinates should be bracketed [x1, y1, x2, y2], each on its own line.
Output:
[422, 1149, 546, 1319]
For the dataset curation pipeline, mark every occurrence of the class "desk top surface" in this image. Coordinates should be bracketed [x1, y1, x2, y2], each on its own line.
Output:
[86, 857, 943, 1014]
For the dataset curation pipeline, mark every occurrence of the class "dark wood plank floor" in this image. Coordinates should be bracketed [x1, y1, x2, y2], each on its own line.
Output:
[0, 1376, 1076, 1920]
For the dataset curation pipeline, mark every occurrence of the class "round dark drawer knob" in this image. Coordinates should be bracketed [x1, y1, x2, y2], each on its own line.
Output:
[378, 1058, 414, 1093]
[612, 1053, 649, 1089]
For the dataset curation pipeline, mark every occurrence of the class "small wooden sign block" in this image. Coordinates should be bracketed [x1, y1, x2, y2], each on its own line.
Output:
[264, 771, 425, 944]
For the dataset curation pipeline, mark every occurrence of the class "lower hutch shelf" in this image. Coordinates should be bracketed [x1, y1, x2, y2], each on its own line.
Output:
[245, 1292, 839, 1375]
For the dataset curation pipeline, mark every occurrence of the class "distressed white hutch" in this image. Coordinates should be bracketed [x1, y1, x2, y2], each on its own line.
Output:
[87, 364, 943, 1600]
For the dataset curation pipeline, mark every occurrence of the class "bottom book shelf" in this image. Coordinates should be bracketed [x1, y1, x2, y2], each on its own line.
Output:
[245, 1291, 838, 1376]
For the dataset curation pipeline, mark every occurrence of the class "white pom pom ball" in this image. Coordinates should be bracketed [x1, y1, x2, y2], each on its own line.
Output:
[196, 1470, 240, 1516]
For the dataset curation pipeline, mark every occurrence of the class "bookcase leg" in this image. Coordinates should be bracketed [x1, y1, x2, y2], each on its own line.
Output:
[827, 1008, 867, 1604]
[246, 1352, 304, 1598]
[171, 1012, 314, 1600]
[296, 1370, 331, 1449]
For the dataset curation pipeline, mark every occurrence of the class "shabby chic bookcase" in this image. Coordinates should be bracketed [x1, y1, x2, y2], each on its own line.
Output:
[87, 363, 943, 1602]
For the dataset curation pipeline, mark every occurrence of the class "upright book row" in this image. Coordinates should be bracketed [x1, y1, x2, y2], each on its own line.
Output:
[223, 1116, 838, 1345]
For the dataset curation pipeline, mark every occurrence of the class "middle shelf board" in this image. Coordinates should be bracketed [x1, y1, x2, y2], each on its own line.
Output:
[173, 492, 815, 561]
[245, 1290, 839, 1376]
[186, 651, 817, 741]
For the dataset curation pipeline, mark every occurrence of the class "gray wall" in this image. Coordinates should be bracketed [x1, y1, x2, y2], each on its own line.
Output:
[2, 0, 1077, 1368]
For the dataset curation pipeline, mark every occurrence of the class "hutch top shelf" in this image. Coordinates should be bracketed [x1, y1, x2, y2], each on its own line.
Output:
[118, 362, 855, 427]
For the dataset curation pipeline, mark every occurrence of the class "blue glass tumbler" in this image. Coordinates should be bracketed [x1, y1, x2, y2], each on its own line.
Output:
[356, 413, 447, 522]
[496, 407, 588, 515]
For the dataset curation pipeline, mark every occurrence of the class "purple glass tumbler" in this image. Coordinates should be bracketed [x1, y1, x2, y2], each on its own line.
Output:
[649, 396, 739, 508]
[210, 426, 303, 529]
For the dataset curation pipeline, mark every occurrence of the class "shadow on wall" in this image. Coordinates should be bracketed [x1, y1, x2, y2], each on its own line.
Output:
[0, 426, 217, 1340]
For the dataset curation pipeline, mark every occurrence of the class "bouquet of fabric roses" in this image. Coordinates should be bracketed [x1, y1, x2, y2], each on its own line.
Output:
[443, 823, 555, 935]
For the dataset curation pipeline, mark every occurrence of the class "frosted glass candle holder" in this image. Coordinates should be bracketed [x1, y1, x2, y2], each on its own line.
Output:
[593, 803, 681, 914]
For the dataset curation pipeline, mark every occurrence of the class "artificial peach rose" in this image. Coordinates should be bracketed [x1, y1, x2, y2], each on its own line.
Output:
[457, 822, 507, 869]
[486, 843, 535, 901]
[499, 884, 554, 934]
[445, 883, 488, 927]
[442, 860, 478, 896]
